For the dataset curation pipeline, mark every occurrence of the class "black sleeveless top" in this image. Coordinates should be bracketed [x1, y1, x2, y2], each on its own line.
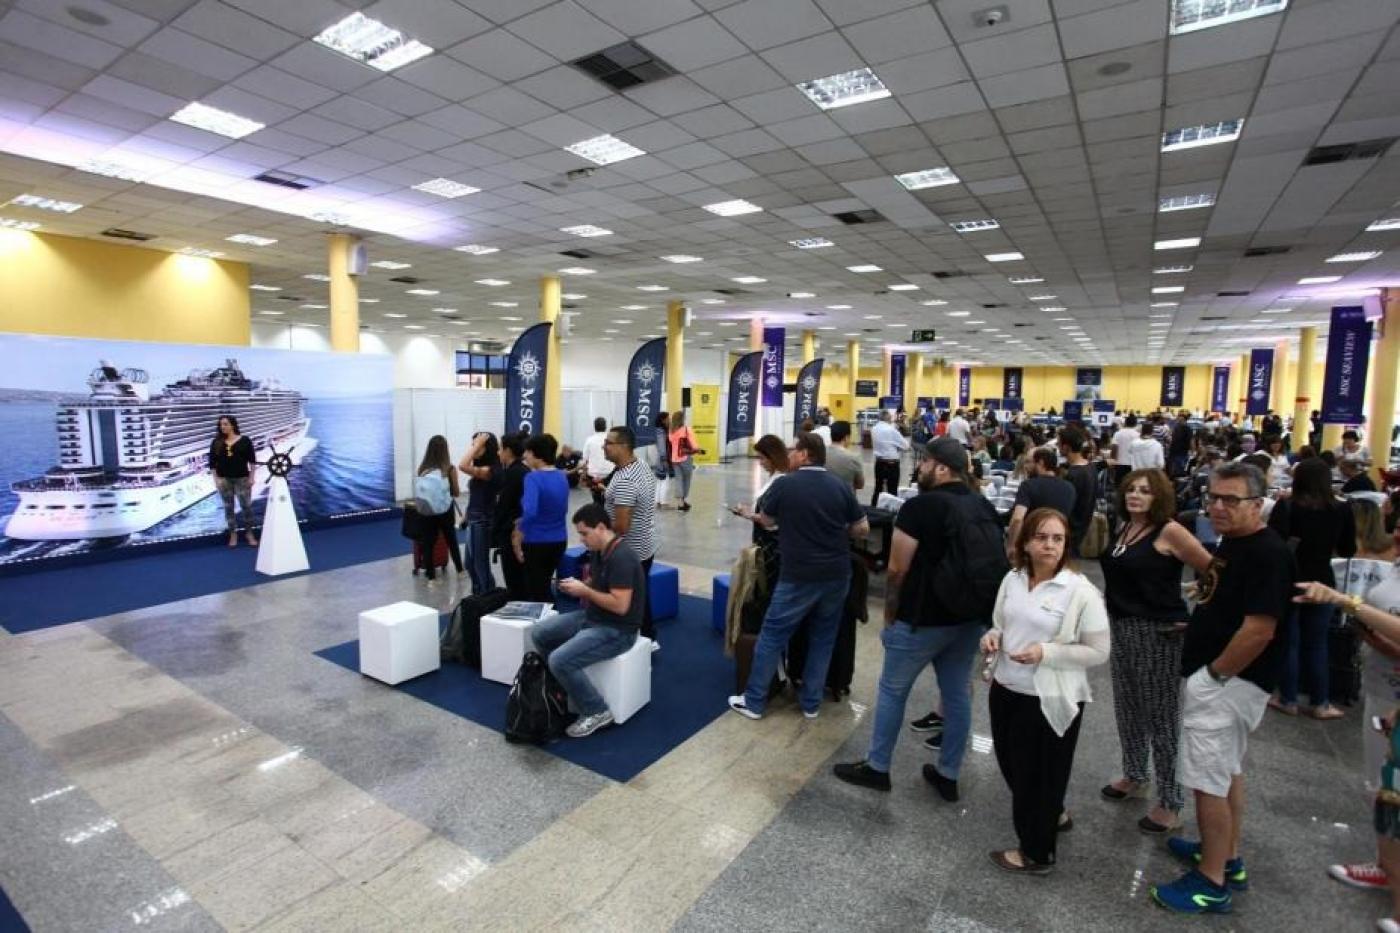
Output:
[1099, 523, 1188, 621]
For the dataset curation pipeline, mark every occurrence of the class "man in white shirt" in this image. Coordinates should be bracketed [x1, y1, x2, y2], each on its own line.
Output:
[1110, 414, 1140, 484]
[871, 410, 910, 506]
[1127, 421, 1166, 470]
[579, 417, 614, 506]
[947, 409, 972, 447]
[1334, 429, 1372, 468]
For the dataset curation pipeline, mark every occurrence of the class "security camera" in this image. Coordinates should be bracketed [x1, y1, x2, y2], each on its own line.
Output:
[976, 6, 1007, 26]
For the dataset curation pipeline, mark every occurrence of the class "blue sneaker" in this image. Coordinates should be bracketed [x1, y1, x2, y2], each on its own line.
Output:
[1151, 869, 1233, 914]
[1165, 837, 1248, 890]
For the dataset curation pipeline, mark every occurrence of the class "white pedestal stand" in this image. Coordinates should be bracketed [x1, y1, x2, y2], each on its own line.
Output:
[255, 475, 309, 576]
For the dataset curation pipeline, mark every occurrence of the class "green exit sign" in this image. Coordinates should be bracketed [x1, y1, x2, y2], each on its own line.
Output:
[911, 329, 937, 342]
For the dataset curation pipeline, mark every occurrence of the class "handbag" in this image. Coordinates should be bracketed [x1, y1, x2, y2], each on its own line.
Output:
[400, 503, 430, 539]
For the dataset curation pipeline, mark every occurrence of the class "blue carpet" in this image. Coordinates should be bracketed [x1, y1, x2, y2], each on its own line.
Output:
[314, 595, 731, 783]
[0, 885, 27, 933]
[0, 516, 409, 634]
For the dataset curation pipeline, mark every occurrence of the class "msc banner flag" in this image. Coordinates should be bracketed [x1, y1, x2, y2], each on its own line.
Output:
[505, 321, 551, 435]
[1321, 305, 1373, 424]
[1246, 348, 1274, 416]
[1074, 368, 1102, 401]
[1210, 366, 1230, 413]
[625, 337, 666, 447]
[1003, 367, 1023, 399]
[726, 350, 763, 444]
[793, 358, 823, 426]
[761, 326, 784, 408]
[889, 353, 906, 402]
[1063, 400, 1083, 422]
[1160, 366, 1185, 407]
[957, 368, 971, 406]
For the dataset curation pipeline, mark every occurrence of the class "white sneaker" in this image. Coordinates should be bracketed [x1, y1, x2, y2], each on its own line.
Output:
[728, 695, 762, 720]
[1376, 918, 1399, 933]
[566, 710, 614, 738]
[802, 708, 820, 720]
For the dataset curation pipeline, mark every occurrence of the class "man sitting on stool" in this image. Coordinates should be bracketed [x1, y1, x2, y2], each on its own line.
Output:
[529, 504, 646, 738]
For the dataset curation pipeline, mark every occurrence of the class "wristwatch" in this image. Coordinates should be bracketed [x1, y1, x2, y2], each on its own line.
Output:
[1344, 594, 1365, 616]
[1205, 663, 1230, 685]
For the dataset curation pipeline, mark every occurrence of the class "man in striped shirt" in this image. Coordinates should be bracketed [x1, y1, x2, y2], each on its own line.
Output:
[604, 425, 659, 644]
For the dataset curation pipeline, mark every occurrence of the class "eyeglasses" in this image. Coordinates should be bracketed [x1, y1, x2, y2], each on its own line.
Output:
[1204, 493, 1263, 509]
[1030, 533, 1066, 544]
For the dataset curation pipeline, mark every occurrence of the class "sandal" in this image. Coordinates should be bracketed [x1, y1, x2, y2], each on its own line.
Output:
[1268, 697, 1299, 716]
[1311, 705, 1345, 721]
[1138, 811, 1181, 835]
[1101, 780, 1148, 801]
[989, 849, 1052, 876]
[228, 532, 238, 548]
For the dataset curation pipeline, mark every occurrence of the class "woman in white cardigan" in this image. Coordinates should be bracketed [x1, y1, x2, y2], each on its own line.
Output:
[981, 507, 1111, 875]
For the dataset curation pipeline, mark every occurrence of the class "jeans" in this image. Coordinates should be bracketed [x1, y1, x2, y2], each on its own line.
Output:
[530, 611, 637, 716]
[214, 476, 253, 532]
[743, 576, 850, 714]
[866, 621, 983, 779]
[465, 518, 495, 595]
[1279, 600, 1338, 706]
[674, 458, 695, 501]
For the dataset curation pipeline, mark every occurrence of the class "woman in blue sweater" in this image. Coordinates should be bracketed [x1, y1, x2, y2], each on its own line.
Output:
[513, 433, 571, 602]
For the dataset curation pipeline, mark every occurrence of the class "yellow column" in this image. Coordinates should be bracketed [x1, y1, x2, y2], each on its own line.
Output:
[1269, 340, 1288, 417]
[1293, 326, 1317, 447]
[539, 275, 561, 438]
[1368, 288, 1399, 481]
[750, 318, 764, 352]
[327, 232, 359, 352]
[847, 340, 860, 395]
[1238, 353, 1250, 415]
[666, 300, 685, 414]
[883, 347, 893, 400]
[911, 353, 924, 402]
[801, 329, 815, 364]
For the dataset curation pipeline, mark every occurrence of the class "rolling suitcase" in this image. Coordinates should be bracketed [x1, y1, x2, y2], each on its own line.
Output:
[412, 534, 449, 576]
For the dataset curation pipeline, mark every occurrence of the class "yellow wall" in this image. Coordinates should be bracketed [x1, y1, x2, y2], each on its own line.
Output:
[0, 229, 250, 345]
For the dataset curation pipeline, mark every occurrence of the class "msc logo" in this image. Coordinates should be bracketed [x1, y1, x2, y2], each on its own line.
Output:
[736, 370, 756, 390]
[515, 351, 541, 383]
[634, 361, 658, 386]
[800, 374, 817, 392]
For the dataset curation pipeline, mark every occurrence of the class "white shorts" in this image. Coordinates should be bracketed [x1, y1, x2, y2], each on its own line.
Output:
[1177, 667, 1269, 798]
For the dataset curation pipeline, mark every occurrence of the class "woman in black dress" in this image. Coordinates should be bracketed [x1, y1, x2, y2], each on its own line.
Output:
[209, 415, 257, 547]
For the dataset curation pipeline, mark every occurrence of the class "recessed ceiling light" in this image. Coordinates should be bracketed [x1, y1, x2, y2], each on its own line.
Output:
[718, 321, 738, 327]
[562, 293, 586, 300]
[732, 276, 766, 284]
[790, 237, 834, 249]
[1298, 275, 1342, 284]
[499, 316, 523, 321]
[1008, 276, 1043, 284]
[1151, 301, 1179, 308]
[1149, 313, 1175, 319]
[1153, 265, 1193, 274]
[565, 134, 645, 165]
[847, 264, 882, 273]
[612, 319, 633, 325]
[788, 291, 815, 298]
[256, 309, 284, 316]
[1326, 251, 1382, 263]
[888, 283, 919, 291]
[1260, 307, 1293, 314]
[1170, 0, 1287, 35]
[303, 273, 331, 281]
[660, 254, 703, 263]
[558, 266, 596, 275]
[404, 324, 426, 330]
[384, 312, 406, 319]
[894, 167, 960, 190]
[413, 178, 479, 198]
[76, 156, 155, 182]
[405, 288, 439, 295]
[226, 233, 276, 246]
[620, 304, 647, 311]
[178, 247, 223, 258]
[984, 252, 1024, 262]
[950, 219, 999, 233]
[249, 284, 281, 291]
[300, 303, 327, 309]
[1161, 119, 1243, 152]
[371, 259, 411, 269]
[863, 314, 883, 319]
[454, 244, 499, 255]
[9, 193, 82, 212]
[1040, 306, 1067, 312]
[921, 299, 948, 307]
[1027, 294, 1057, 301]
[1152, 286, 1185, 294]
[1159, 193, 1216, 212]
[313, 12, 433, 72]
[703, 199, 762, 217]
[796, 67, 890, 110]
[359, 298, 379, 303]
[476, 278, 510, 287]
[490, 301, 518, 308]
[1366, 217, 1400, 232]
[1154, 237, 1200, 250]
[170, 101, 264, 139]
[637, 284, 669, 291]
[432, 307, 457, 314]
[827, 304, 853, 310]
[946, 311, 970, 317]
[560, 224, 613, 237]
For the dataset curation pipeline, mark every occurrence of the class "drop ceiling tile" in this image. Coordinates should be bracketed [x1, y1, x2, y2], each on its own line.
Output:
[713, 0, 833, 52]
[688, 55, 788, 99]
[963, 24, 1062, 79]
[395, 57, 499, 101]
[390, 120, 465, 152]
[80, 75, 184, 119]
[444, 30, 555, 83]
[1166, 58, 1267, 106]
[0, 9, 125, 71]
[901, 81, 987, 122]
[569, 96, 655, 134]
[1076, 76, 1162, 121]
[623, 76, 721, 118]
[760, 31, 863, 83]
[250, 127, 331, 158]
[709, 127, 786, 157]
[1168, 17, 1281, 73]
[576, 0, 704, 33]
[977, 63, 1069, 108]
[993, 96, 1077, 133]
[517, 66, 613, 110]
[692, 159, 760, 184]
[1276, 0, 1400, 51]
[467, 86, 558, 125]
[234, 65, 338, 111]
[815, 0, 924, 27]
[270, 43, 381, 92]
[637, 15, 748, 72]
[138, 25, 260, 82]
[363, 0, 492, 48]
[1057, 0, 1165, 60]
[171, 1, 302, 61]
[936, 0, 1053, 43]
[278, 113, 362, 146]
[343, 134, 424, 164]
[505, 1, 628, 61]
[54, 93, 160, 135]
[671, 104, 756, 138]
[417, 105, 507, 140]
[1080, 110, 1158, 144]
[730, 87, 814, 124]
[312, 96, 400, 133]
[656, 142, 730, 170]
[842, 6, 952, 66]
[829, 99, 915, 134]
[766, 112, 846, 146]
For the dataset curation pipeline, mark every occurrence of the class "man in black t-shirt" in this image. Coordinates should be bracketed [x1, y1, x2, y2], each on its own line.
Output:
[1150, 462, 1295, 916]
[1058, 424, 1097, 554]
[1168, 411, 1193, 478]
[832, 438, 1001, 802]
[491, 433, 529, 599]
[1006, 449, 1076, 555]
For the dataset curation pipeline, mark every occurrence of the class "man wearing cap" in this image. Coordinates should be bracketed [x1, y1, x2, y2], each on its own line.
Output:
[833, 438, 1000, 802]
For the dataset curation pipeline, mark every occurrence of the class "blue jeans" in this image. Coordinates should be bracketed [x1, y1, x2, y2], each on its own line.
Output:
[744, 576, 850, 714]
[465, 518, 495, 595]
[530, 611, 636, 716]
[866, 621, 984, 779]
[1279, 601, 1338, 706]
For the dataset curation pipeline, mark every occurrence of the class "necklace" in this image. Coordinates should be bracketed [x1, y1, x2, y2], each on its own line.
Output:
[1110, 521, 1151, 558]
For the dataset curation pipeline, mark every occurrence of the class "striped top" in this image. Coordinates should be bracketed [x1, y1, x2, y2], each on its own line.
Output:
[605, 457, 658, 560]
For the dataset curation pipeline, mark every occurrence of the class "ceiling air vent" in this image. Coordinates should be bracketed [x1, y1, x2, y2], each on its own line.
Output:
[559, 249, 595, 260]
[712, 288, 751, 296]
[833, 209, 885, 225]
[275, 295, 303, 302]
[802, 311, 823, 317]
[980, 303, 1006, 309]
[570, 42, 676, 91]
[1216, 290, 1250, 297]
[1303, 137, 1396, 166]
[389, 275, 420, 284]
[1244, 245, 1290, 257]
[101, 227, 155, 241]
[931, 270, 969, 279]
[254, 170, 319, 190]
[1200, 315, 1227, 321]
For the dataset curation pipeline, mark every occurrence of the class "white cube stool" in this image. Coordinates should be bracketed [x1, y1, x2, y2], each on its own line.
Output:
[358, 601, 440, 685]
[876, 492, 904, 513]
[480, 606, 557, 685]
[575, 636, 653, 724]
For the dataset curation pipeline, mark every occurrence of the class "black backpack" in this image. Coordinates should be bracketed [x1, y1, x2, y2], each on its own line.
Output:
[440, 588, 510, 667]
[504, 651, 571, 744]
[930, 493, 1011, 622]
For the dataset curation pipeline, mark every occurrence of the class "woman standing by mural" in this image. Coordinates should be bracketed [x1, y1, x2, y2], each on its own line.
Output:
[209, 415, 257, 548]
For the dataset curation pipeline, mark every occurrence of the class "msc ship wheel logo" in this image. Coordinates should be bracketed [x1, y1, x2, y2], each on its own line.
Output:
[736, 370, 756, 390]
[515, 351, 541, 384]
[634, 361, 658, 386]
[800, 374, 817, 392]
[266, 447, 296, 478]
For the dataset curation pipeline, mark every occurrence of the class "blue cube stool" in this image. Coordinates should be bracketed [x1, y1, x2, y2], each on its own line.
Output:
[711, 574, 730, 632]
[554, 545, 589, 612]
[649, 563, 679, 621]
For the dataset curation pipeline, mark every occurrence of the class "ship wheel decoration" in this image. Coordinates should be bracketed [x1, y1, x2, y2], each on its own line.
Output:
[263, 445, 296, 479]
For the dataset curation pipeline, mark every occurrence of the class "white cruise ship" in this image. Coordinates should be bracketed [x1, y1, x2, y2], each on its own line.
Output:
[5, 359, 316, 540]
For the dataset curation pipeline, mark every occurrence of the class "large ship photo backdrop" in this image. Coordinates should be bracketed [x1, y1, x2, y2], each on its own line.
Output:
[0, 335, 394, 565]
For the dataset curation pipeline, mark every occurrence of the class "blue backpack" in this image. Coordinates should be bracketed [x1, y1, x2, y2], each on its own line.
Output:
[414, 470, 452, 515]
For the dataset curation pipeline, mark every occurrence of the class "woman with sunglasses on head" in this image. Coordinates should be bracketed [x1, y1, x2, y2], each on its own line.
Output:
[982, 507, 1110, 875]
[1099, 468, 1214, 835]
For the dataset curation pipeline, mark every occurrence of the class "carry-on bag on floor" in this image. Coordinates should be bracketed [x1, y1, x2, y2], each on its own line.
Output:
[441, 587, 510, 666]
[733, 632, 784, 699]
[412, 534, 449, 575]
[1328, 623, 1362, 706]
[504, 652, 571, 744]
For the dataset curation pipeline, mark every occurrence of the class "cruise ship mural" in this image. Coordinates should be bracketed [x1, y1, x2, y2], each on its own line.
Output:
[0, 335, 394, 564]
